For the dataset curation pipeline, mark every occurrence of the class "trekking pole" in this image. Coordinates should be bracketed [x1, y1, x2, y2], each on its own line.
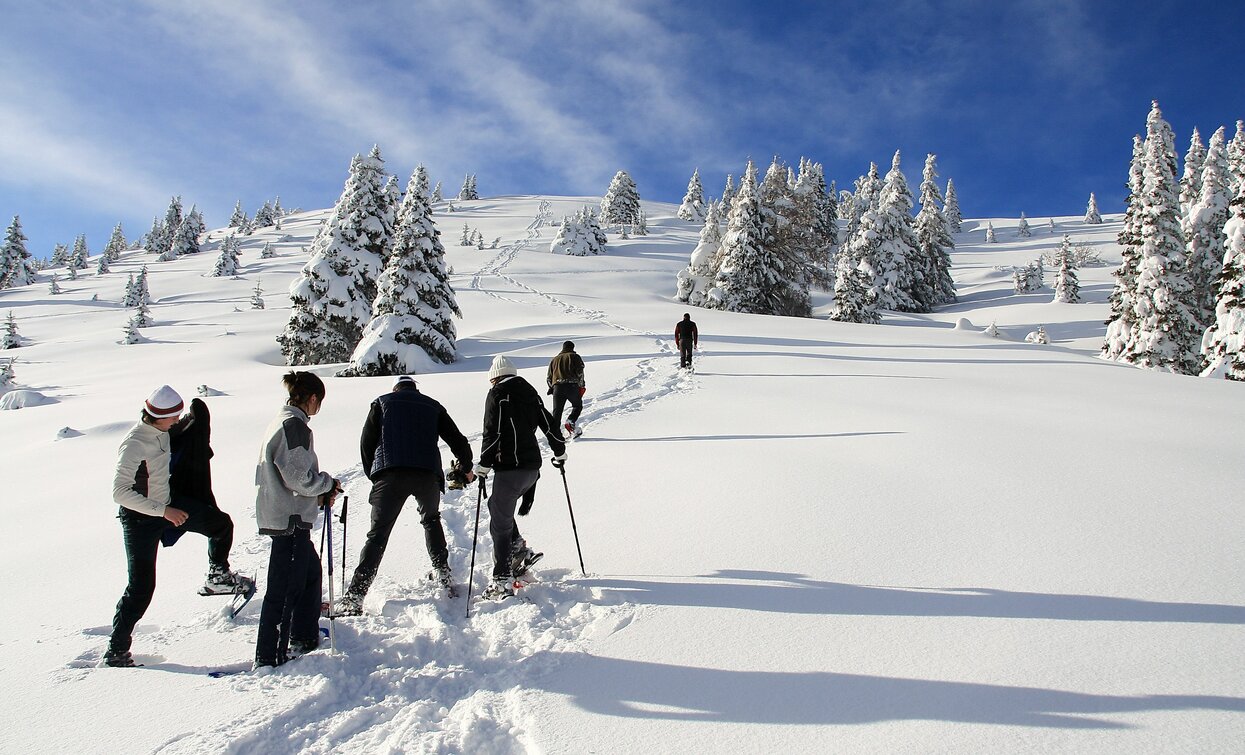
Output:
[464, 478, 487, 619]
[338, 495, 349, 594]
[558, 464, 586, 575]
[324, 497, 337, 653]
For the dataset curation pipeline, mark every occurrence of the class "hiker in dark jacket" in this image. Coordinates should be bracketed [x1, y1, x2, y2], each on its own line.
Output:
[546, 340, 585, 437]
[337, 375, 474, 614]
[675, 313, 699, 369]
[473, 355, 566, 599]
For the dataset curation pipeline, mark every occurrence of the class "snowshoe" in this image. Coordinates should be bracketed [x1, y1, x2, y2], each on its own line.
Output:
[102, 649, 136, 668]
[426, 566, 460, 598]
[199, 571, 256, 619]
[333, 593, 363, 617]
[510, 548, 543, 577]
[480, 577, 518, 601]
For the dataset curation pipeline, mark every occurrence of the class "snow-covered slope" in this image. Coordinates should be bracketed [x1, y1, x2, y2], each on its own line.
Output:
[1, 197, 1241, 754]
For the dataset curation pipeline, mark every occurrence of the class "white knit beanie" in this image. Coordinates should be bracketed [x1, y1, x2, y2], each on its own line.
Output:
[145, 385, 184, 419]
[488, 355, 517, 380]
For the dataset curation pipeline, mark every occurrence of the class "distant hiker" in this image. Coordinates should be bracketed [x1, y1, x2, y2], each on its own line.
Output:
[105, 386, 245, 668]
[473, 355, 567, 599]
[337, 375, 475, 614]
[675, 312, 699, 369]
[547, 340, 585, 438]
[253, 371, 341, 669]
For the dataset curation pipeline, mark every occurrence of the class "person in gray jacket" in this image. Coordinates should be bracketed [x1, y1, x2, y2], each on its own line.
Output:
[253, 371, 340, 668]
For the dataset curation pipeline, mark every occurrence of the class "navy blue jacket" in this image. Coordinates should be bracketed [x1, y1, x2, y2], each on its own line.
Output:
[480, 375, 566, 471]
[360, 387, 473, 490]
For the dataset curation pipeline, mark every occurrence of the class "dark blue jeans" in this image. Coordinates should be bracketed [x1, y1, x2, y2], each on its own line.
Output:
[255, 528, 322, 665]
[110, 496, 233, 653]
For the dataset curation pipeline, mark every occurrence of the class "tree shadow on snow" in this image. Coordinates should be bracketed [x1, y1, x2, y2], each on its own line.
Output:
[585, 570, 1245, 624]
[535, 651, 1245, 728]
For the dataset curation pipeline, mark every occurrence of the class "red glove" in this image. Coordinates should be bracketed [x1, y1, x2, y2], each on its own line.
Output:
[579, 386, 586, 397]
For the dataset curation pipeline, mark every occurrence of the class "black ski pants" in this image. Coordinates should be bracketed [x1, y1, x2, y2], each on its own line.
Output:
[110, 495, 233, 653]
[487, 468, 539, 579]
[679, 340, 694, 368]
[550, 383, 583, 427]
[255, 527, 321, 665]
[346, 467, 445, 598]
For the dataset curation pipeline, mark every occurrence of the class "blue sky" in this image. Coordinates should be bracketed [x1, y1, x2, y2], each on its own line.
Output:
[2, 0, 1243, 257]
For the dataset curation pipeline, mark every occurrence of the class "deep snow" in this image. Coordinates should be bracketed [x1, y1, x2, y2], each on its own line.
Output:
[0, 197, 1241, 754]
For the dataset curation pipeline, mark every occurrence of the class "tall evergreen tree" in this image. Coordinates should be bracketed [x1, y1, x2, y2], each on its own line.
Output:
[0, 216, 36, 289]
[3, 311, 20, 349]
[164, 215, 201, 261]
[913, 153, 957, 307]
[600, 170, 642, 229]
[1179, 127, 1207, 217]
[1102, 135, 1147, 361]
[1118, 102, 1203, 373]
[1017, 212, 1031, 238]
[1227, 120, 1245, 197]
[49, 243, 69, 268]
[720, 174, 736, 215]
[251, 281, 265, 310]
[1184, 126, 1231, 329]
[279, 147, 394, 365]
[711, 161, 785, 314]
[431, 181, 443, 203]
[103, 223, 127, 262]
[758, 158, 812, 316]
[144, 216, 165, 254]
[1052, 235, 1081, 303]
[830, 250, 880, 324]
[95, 252, 111, 275]
[149, 197, 183, 259]
[69, 234, 89, 271]
[413, 164, 431, 202]
[1200, 187, 1245, 379]
[229, 201, 250, 231]
[211, 235, 242, 277]
[794, 158, 838, 288]
[943, 178, 963, 232]
[985, 222, 997, 243]
[253, 201, 276, 229]
[1084, 192, 1103, 224]
[347, 167, 461, 373]
[865, 151, 921, 312]
[457, 173, 479, 201]
[845, 162, 883, 241]
[678, 169, 706, 222]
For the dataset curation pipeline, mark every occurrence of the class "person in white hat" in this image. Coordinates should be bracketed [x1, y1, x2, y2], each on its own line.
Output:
[104, 385, 244, 668]
[335, 374, 475, 614]
[474, 355, 567, 599]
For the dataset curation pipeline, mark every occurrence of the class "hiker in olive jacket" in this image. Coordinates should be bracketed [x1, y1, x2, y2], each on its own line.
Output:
[546, 340, 585, 436]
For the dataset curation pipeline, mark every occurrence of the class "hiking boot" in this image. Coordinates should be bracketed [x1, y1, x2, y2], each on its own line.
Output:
[103, 648, 135, 668]
[510, 546, 543, 577]
[481, 576, 517, 600]
[334, 593, 363, 617]
[288, 636, 322, 659]
[205, 566, 243, 592]
[426, 565, 453, 588]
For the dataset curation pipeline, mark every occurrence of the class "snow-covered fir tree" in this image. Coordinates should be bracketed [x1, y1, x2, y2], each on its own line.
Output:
[830, 253, 880, 324]
[279, 147, 395, 365]
[211, 235, 242, 277]
[677, 200, 723, 305]
[1179, 127, 1207, 218]
[1017, 212, 1031, 238]
[347, 168, 461, 373]
[845, 162, 882, 241]
[457, 174, 479, 201]
[678, 169, 706, 222]
[131, 299, 153, 328]
[1102, 134, 1147, 361]
[861, 151, 921, 312]
[69, 234, 89, 271]
[383, 176, 402, 226]
[121, 317, 141, 345]
[49, 274, 62, 294]
[122, 272, 137, 306]
[3, 311, 20, 349]
[1052, 235, 1081, 303]
[709, 161, 786, 314]
[632, 208, 649, 236]
[1048, 218, 1057, 233]
[251, 281, 265, 310]
[103, 223, 127, 262]
[794, 158, 838, 288]
[1200, 187, 1245, 379]
[431, 181, 443, 204]
[148, 197, 183, 259]
[1084, 192, 1103, 224]
[460, 224, 472, 246]
[943, 178, 963, 232]
[253, 201, 276, 229]
[1, 216, 37, 289]
[412, 165, 431, 202]
[1227, 120, 1245, 197]
[1184, 125, 1231, 329]
[720, 174, 736, 215]
[164, 214, 201, 261]
[985, 222, 997, 243]
[600, 170, 642, 229]
[95, 252, 110, 275]
[472, 229, 484, 248]
[1113, 102, 1203, 373]
[134, 265, 152, 305]
[0, 358, 13, 386]
[757, 158, 811, 316]
[550, 216, 590, 256]
[579, 206, 607, 253]
[913, 153, 957, 307]
[49, 243, 69, 268]
[143, 216, 165, 254]
[260, 241, 276, 259]
[229, 201, 250, 232]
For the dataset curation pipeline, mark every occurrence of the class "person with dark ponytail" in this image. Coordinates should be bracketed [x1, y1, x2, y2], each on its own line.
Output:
[253, 371, 340, 669]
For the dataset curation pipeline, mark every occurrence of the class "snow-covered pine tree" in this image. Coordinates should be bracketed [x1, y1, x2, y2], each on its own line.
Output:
[143, 216, 165, 254]
[472, 229, 484, 248]
[69, 234, 89, 271]
[943, 178, 963, 232]
[458, 174, 479, 201]
[551, 216, 590, 256]
[1179, 127, 1207, 218]
[633, 208, 648, 236]
[122, 272, 137, 306]
[913, 153, 957, 307]
[1017, 212, 1031, 238]
[260, 241, 276, 259]
[0, 216, 36, 289]
[49, 243, 69, 268]
[431, 181, 443, 204]
[1084, 192, 1103, 224]
[95, 252, 110, 275]
[383, 176, 402, 230]
[578, 207, 607, 254]
[1184, 126, 1231, 329]
[121, 317, 141, 345]
[279, 147, 395, 365]
[211, 235, 241, 276]
[460, 224, 472, 246]
[1200, 186, 1245, 379]
[1102, 135, 1146, 361]
[251, 281, 265, 310]
[678, 169, 706, 222]
[1118, 101, 1203, 373]
[710, 161, 786, 314]
[149, 197, 183, 259]
[131, 299, 153, 328]
[1227, 120, 1245, 197]
[135, 265, 151, 305]
[3, 311, 20, 349]
[253, 201, 276, 229]
[864, 151, 921, 312]
[985, 222, 997, 243]
[273, 197, 284, 220]
[600, 170, 642, 229]
[830, 252, 880, 324]
[1049, 218, 1057, 233]
[413, 165, 431, 203]
[0, 357, 13, 386]
[721, 174, 736, 215]
[845, 163, 882, 242]
[678, 200, 724, 303]
[229, 201, 249, 231]
[164, 214, 201, 261]
[1052, 235, 1081, 303]
[347, 168, 461, 373]
[758, 158, 814, 316]
[103, 223, 127, 262]
[49, 274, 61, 294]
[794, 158, 838, 289]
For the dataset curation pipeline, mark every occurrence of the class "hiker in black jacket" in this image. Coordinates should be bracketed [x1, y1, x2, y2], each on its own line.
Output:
[337, 376, 474, 615]
[473, 355, 566, 599]
[675, 312, 699, 369]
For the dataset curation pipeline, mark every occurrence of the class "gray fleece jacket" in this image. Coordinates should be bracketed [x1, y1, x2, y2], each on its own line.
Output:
[254, 405, 335, 536]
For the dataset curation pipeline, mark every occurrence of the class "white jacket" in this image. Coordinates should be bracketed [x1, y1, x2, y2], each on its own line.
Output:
[112, 420, 171, 517]
[254, 406, 334, 535]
